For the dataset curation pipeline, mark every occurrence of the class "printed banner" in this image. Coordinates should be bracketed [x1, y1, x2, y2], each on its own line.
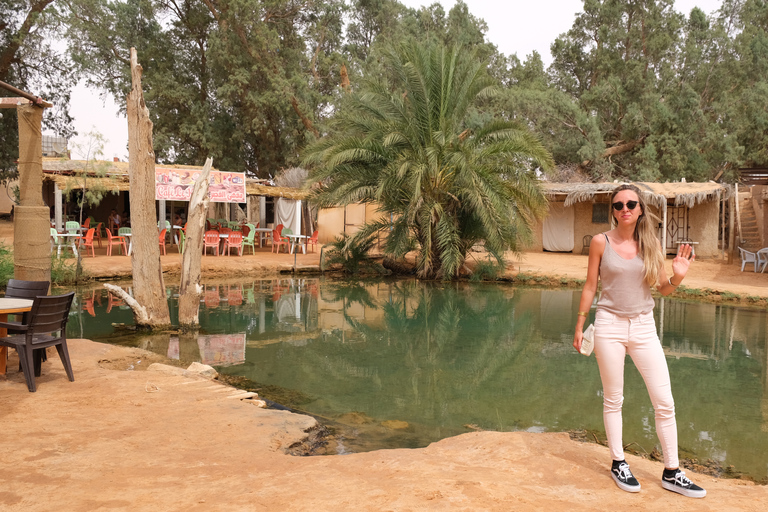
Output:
[155, 168, 246, 203]
[167, 333, 247, 366]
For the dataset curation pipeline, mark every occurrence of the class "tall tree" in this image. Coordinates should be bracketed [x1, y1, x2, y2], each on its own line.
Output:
[1, 0, 74, 183]
[305, 41, 553, 280]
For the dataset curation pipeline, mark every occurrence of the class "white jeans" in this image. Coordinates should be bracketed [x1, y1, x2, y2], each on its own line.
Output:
[594, 309, 678, 469]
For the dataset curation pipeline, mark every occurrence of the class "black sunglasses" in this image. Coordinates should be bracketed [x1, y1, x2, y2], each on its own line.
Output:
[612, 200, 639, 211]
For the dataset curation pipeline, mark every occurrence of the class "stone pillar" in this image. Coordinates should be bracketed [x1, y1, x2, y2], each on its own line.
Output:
[259, 196, 266, 228]
[14, 104, 51, 283]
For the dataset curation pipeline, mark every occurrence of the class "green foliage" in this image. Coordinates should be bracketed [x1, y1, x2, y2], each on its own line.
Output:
[0, 245, 86, 287]
[322, 233, 386, 275]
[0, 0, 75, 184]
[65, 129, 117, 224]
[505, 0, 768, 181]
[50, 253, 87, 286]
[0, 243, 14, 286]
[306, 40, 552, 280]
[470, 260, 505, 282]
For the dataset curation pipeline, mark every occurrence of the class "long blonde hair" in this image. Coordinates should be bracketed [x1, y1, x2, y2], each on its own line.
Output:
[610, 184, 664, 287]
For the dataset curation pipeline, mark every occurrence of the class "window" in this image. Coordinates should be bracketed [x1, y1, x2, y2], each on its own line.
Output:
[592, 203, 609, 224]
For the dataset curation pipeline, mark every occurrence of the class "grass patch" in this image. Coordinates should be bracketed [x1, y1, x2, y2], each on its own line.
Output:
[470, 260, 505, 281]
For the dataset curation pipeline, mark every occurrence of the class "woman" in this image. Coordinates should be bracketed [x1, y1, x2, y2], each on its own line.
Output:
[573, 184, 706, 498]
[108, 209, 121, 234]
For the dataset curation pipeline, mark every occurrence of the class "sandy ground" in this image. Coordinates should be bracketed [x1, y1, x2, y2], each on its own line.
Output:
[2, 220, 768, 510]
[2, 339, 767, 512]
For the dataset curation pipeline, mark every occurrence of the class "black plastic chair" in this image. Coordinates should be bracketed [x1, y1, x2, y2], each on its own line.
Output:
[4, 279, 51, 376]
[0, 292, 75, 392]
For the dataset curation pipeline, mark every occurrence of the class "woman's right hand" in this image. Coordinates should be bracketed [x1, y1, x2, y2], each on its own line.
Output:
[573, 329, 583, 353]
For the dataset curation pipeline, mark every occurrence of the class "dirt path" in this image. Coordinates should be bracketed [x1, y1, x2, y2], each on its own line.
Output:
[0, 340, 765, 511]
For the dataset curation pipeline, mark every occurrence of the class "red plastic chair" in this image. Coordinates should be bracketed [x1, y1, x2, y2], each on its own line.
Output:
[81, 228, 96, 257]
[158, 228, 167, 255]
[271, 229, 289, 253]
[307, 230, 319, 253]
[203, 230, 220, 256]
[94, 222, 104, 248]
[105, 229, 128, 256]
[225, 231, 243, 256]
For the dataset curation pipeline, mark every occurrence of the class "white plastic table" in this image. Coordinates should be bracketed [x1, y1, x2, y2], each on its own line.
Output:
[285, 234, 308, 254]
[253, 228, 272, 248]
[56, 233, 82, 257]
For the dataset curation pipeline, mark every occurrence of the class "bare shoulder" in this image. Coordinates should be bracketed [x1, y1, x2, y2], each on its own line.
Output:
[591, 232, 607, 250]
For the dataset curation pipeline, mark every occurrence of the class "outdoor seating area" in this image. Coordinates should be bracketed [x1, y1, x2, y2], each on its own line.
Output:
[0, 279, 76, 392]
[739, 246, 768, 273]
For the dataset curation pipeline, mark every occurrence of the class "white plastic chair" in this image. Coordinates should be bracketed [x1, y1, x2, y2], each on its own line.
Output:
[739, 247, 757, 272]
[757, 248, 768, 273]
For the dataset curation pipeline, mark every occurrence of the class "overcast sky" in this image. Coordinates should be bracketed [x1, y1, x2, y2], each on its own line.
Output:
[66, 0, 724, 162]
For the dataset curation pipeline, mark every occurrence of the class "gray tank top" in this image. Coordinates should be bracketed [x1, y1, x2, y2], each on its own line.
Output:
[597, 234, 655, 317]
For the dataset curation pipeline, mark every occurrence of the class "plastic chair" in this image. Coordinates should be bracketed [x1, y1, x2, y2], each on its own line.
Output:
[203, 230, 220, 256]
[65, 221, 80, 234]
[50, 228, 69, 257]
[158, 228, 167, 255]
[81, 228, 96, 257]
[581, 234, 593, 255]
[94, 222, 104, 248]
[4, 279, 51, 376]
[106, 229, 128, 256]
[739, 247, 757, 272]
[0, 292, 76, 392]
[271, 229, 289, 254]
[224, 231, 243, 256]
[306, 230, 319, 252]
[757, 248, 768, 273]
[81, 217, 91, 229]
[242, 224, 257, 255]
[177, 228, 186, 254]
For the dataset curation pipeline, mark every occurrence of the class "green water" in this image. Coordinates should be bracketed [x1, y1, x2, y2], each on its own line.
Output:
[67, 278, 768, 481]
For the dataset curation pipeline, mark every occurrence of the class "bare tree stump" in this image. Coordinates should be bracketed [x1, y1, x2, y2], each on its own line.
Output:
[126, 47, 171, 329]
[179, 157, 213, 330]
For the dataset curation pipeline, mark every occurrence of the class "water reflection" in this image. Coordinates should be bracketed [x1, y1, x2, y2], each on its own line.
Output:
[65, 279, 768, 481]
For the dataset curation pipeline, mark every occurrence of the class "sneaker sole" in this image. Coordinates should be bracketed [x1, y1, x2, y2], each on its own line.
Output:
[662, 480, 706, 498]
[611, 472, 641, 493]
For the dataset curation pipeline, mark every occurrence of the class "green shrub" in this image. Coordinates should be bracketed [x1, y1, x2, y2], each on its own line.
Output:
[0, 245, 87, 287]
[0, 244, 14, 286]
[470, 260, 505, 281]
[322, 233, 387, 274]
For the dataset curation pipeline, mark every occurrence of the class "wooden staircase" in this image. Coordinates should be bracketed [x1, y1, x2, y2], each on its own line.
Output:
[739, 199, 762, 251]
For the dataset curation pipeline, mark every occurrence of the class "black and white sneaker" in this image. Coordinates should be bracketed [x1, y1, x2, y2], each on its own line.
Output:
[661, 469, 706, 498]
[611, 460, 641, 493]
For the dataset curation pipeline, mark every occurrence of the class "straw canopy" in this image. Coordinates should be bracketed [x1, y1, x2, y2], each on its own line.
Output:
[41, 158, 308, 200]
[543, 181, 729, 208]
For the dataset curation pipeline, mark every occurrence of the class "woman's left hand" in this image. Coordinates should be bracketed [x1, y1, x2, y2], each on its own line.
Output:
[671, 243, 695, 280]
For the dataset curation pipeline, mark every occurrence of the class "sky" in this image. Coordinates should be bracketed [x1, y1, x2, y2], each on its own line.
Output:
[65, 0, 724, 162]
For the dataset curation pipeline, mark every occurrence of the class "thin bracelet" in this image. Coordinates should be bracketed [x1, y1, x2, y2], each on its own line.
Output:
[577, 311, 589, 317]
[668, 278, 680, 287]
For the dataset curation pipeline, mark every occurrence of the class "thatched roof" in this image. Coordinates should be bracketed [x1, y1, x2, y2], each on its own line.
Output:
[543, 181, 729, 208]
[41, 158, 308, 200]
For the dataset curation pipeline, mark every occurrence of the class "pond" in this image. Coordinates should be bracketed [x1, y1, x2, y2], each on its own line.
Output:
[65, 278, 768, 481]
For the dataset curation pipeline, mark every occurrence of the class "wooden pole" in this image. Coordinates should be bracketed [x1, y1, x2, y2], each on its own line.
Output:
[728, 188, 736, 264]
[179, 157, 213, 330]
[126, 47, 171, 328]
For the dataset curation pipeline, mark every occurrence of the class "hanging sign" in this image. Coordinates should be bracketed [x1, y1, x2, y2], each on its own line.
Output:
[155, 167, 246, 203]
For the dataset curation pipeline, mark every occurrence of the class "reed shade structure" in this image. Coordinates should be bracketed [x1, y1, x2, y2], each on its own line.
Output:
[42, 158, 309, 200]
[542, 181, 729, 209]
[542, 181, 731, 257]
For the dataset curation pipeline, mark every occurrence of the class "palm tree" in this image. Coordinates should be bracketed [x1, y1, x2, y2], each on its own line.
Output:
[304, 41, 554, 279]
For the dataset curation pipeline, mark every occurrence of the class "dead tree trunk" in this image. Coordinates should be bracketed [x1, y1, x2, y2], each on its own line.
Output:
[178, 157, 213, 330]
[126, 47, 171, 329]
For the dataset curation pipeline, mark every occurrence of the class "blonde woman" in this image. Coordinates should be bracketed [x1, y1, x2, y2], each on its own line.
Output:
[573, 184, 705, 498]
